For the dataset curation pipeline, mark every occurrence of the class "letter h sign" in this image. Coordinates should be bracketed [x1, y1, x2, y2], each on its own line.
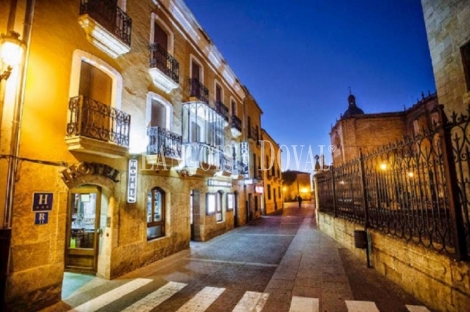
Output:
[32, 192, 53, 212]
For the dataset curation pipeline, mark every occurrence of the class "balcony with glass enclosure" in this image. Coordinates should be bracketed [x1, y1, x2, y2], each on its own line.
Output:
[181, 101, 228, 176]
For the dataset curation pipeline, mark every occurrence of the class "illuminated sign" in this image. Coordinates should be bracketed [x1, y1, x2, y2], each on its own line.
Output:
[255, 185, 264, 193]
[127, 159, 138, 203]
[208, 179, 232, 188]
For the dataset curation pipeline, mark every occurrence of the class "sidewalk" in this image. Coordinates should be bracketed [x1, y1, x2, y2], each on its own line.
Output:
[262, 202, 427, 312]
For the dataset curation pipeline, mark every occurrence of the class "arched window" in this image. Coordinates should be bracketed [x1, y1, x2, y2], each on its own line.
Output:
[147, 187, 165, 240]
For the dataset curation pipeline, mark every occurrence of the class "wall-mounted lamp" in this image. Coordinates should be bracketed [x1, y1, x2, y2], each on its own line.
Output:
[0, 31, 23, 81]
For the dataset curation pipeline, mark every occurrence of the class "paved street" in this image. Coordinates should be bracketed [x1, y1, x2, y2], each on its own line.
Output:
[42, 202, 431, 312]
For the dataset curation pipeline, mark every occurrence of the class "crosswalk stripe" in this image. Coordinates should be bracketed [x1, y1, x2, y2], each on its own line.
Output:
[289, 296, 319, 312]
[176, 286, 225, 312]
[121, 281, 187, 312]
[406, 305, 431, 312]
[232, 291, 269, 312]
[345, 300, 379, 312]
[68, 278, 153, 312]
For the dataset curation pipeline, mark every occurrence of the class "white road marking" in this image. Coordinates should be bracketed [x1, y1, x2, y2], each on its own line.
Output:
[345, 300, 380, 312]
[289, 296, 319, 312]
[406, 305, 431, 312]
[121, 281, 187, 312]
[232, 291, 269, 312]
[176, 286, 225, 312]
[68, 278, 153, 312]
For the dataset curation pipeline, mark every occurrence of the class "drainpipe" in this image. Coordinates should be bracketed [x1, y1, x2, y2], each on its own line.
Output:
[1, 0, 34, 308]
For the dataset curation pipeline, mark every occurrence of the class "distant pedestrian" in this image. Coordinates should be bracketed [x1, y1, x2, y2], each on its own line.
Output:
[297, 195, 302, 208]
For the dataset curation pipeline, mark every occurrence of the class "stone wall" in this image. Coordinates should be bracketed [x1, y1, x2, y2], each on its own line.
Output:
[421, 0, 470, 115]
[318, 212, 470, 311]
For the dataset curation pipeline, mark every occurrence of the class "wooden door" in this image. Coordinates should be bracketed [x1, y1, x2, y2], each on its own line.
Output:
[65, 186, 101, 273]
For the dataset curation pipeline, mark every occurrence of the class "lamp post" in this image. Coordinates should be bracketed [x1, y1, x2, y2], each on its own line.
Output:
[0, 31, 23, 82]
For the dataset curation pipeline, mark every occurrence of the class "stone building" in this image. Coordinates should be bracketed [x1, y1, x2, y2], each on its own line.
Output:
[330, 92, 439, 165]
[282, 170, 313, 202]
[242, 89, 264, 221]
[260, 129, 283, 215]
[0, 0, 280, 309]
[421, 0, 470, 116]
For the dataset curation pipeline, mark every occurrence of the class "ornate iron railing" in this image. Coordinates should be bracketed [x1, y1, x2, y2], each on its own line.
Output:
[214, 100, 229, 122]
[79, 0, 132, 46]
[147, 126, 182, 159]
[67, 95, 131, 147]
[189, 78, 209, 103]
[149, 43, 179, 83]
[231, 115, 242, 132]
[316, 105, 470, 258]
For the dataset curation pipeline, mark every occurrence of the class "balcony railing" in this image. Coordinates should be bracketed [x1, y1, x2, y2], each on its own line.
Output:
[79, 0, 132, 46]
[231, 115, 242, 132]
[189, 78, 209, 103]
[220, 153, 233, 173]
[149, 43, 179, 84]
[147, 126, 182, 159]
[214, 100, 229, 122]
[248, 126, 258, 141]
[67, 95, 130, 147]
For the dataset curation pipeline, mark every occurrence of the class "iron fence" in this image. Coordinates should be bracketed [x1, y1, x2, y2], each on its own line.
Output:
[316, 105, 469, 259]
[67, 95, 131, 147]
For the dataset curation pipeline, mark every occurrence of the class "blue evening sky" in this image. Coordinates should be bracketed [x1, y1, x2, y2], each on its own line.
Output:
[184, 0, 436, 171]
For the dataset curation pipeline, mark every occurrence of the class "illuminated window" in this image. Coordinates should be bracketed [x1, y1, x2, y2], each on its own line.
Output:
[147, 187, 165, 240]
[461, 40, 470, 91]
[216, 191, 223, 222]
[227, 193, 234, 210]
[206, 193, 216, 215]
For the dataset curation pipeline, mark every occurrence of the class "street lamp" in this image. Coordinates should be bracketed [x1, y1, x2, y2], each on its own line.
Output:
[0, 31, 23, 81]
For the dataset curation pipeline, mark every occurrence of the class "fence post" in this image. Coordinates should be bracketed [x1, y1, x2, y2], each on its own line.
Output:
[331, 166, 337, 218]
[359, 149, 371, 268]
[438, 105, 468, 260]
[358, 149, 369, 228]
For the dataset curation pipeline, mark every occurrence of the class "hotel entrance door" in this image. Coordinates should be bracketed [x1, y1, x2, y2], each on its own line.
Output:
[65, 186, 101, 273]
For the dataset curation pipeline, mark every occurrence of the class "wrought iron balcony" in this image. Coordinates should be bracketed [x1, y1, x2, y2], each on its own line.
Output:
[149, 43, 179, 93]
[189, 78, 209, 103]
[66, 95, 131, 158]
[230, 115, 242, 138]
[248, 126, 258, 142]
[78, 0, 132, 58]
[214, 100, 229, 123]
[146, 126, 182, 164]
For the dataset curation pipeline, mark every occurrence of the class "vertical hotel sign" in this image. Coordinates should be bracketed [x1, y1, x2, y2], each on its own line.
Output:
[127, 159, 138, 203]
[240, 142, 250, 178]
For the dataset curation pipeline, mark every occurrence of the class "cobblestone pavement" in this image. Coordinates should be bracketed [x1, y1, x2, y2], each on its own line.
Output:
[41, 202, 432, 312]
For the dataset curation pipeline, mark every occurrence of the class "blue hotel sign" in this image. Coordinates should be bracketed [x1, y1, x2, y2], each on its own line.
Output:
[33, 192, 53, 225]
[32, 192, 53, 211]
